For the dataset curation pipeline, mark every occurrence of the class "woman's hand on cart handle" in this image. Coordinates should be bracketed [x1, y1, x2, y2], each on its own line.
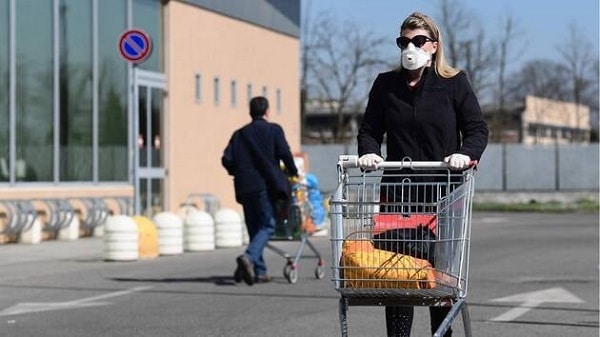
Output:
[443, 154, 479, 170]
[357, 153, 384, 170]
[444, 153, 477, 170]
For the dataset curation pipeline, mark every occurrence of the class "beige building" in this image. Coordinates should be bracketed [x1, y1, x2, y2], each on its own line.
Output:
[0, 0, 300, 220]
[485, 95, 591, 144]
[521, 96, 591, 144]
[166, 1, 301, 212]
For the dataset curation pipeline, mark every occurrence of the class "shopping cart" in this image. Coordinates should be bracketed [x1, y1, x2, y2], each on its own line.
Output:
[266, 179, 326, 284]
[330, 155, 475, 337]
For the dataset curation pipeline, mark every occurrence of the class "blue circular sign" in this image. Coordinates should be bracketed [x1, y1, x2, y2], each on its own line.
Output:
[118, 29, 152, 63]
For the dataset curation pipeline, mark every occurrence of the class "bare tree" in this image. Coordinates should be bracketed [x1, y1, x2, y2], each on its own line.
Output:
[300, 0, 317, 140]
[495, 13, 525, 112]
[556, 22, 598, 140]
[482, 12, 526, 142]
[586, 59, 599, 141]
[506, 60, 569, 101]
[432, 0, 495, 100]
[434, 0, 471, 67]
[462, 26, 496, 98]
[304, 12, 389, 143]
[558, 23, 596, 105]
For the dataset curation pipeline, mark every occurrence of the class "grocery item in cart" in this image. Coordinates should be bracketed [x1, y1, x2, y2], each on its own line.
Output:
[341, 240, 436, 289]
[372, 225, 436, 264]
[372, 213, 437, 234]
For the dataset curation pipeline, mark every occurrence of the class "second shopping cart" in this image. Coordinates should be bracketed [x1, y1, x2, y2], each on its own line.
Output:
[267, 177, 326, 284]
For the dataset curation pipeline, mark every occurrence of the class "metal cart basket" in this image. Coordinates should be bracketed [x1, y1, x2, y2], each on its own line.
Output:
[267, 179, 326, 284]
[330, 155, 475, 337]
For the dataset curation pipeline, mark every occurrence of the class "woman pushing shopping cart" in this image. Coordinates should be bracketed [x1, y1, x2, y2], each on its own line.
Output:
[330, 155, 476, 337]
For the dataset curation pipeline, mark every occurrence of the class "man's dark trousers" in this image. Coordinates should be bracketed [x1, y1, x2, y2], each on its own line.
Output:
[239, 190, 276, 276]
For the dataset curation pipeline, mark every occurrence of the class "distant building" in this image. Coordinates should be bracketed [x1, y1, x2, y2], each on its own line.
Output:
[305, 95, 592, 145]
[484, 95, 591, 144]
[303, 99, 362, 144]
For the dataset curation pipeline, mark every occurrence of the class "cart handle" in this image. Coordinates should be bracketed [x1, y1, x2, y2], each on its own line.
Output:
[337, 155, 478, 170]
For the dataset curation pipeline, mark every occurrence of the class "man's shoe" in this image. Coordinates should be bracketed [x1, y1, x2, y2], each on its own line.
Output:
[233, 267, 243, 283]
[254, 275, 273, 284]
[236, 255, 255, 286]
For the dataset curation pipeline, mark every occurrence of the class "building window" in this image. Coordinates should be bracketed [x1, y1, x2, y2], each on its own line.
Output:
[247, 83, 252, 103]
[60, 0, 94, 181]
[98, 0, 128, 182]
[133, 0, 162, 72]
[231, 80, 237, 107]
[276, 89, 282, 115]
[6, 0, 162, 183]
[16, 0, 54, 181]
[214, 77, 220, 105]
[195, 73, 201, 102]
[0, 0, 9, 181]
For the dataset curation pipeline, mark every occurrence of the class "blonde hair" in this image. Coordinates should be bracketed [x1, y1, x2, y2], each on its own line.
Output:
[398, 12, 459, 78]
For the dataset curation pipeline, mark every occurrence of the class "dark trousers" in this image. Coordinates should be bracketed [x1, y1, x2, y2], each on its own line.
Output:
[385, 306, 452, 337]
[239, 191, 276, 276]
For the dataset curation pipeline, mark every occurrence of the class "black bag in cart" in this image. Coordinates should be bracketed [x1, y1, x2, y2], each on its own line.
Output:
[372, 225, 436, 265]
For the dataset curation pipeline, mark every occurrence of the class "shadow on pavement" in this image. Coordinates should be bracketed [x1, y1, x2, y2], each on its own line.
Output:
[110, 276, 237, 286]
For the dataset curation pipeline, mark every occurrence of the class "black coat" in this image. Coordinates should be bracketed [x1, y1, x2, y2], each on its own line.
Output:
[222, 118, 298, 202]
[357, 68, 488, 161]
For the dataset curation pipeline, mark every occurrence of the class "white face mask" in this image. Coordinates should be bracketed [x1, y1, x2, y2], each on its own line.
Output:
[401, 43, 431, 70]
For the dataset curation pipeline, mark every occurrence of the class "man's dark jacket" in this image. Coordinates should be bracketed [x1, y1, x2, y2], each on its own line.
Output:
[358, 68, 488, 161]
[222, 118, 298, 202]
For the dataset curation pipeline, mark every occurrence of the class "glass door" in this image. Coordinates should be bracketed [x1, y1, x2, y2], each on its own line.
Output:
[133, 69, 166, 217]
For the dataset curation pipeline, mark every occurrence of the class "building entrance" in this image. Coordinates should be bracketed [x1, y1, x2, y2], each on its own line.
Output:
[133, 69, 167, 217]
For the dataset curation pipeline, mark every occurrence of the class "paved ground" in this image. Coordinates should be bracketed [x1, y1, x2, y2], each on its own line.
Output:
[0, 212, 597, 337]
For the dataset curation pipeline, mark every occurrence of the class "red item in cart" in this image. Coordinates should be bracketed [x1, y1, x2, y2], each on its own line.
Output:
[372, 213, 437, 234]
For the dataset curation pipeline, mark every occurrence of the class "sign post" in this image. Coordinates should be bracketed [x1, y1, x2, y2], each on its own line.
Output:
[118, 29, 153, 216]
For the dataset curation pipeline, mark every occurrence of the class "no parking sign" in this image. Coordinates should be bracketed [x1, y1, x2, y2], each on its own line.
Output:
[118, 29, 152, 64]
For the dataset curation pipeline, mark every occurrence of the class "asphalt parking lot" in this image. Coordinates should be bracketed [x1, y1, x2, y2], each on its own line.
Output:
[0, 212, 597, 337]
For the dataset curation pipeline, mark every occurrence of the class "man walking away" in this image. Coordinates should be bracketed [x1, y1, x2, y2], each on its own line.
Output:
[222, 96, 298, 285]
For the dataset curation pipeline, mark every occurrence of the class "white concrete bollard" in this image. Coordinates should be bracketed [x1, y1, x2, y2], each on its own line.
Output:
[18, 215, 42, 244]
[93, 222, 105, 237]
[184, 209, 215, 252]
[153, 212, 184, 256]
[58, 215, 80, 241]
[103, 215, 139, 261]
[214, 208, 243, 248]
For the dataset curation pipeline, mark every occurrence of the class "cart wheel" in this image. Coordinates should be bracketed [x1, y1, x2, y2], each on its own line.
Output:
[283, 264, 298, 284]
[315, 265, 325, 279]
[288, 269, 298, 284]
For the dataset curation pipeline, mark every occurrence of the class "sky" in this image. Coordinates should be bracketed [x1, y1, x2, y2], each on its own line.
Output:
[303, 0, 600, 69]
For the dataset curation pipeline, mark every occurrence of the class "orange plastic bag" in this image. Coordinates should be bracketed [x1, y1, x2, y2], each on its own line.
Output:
[341, 240, 436, 289]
